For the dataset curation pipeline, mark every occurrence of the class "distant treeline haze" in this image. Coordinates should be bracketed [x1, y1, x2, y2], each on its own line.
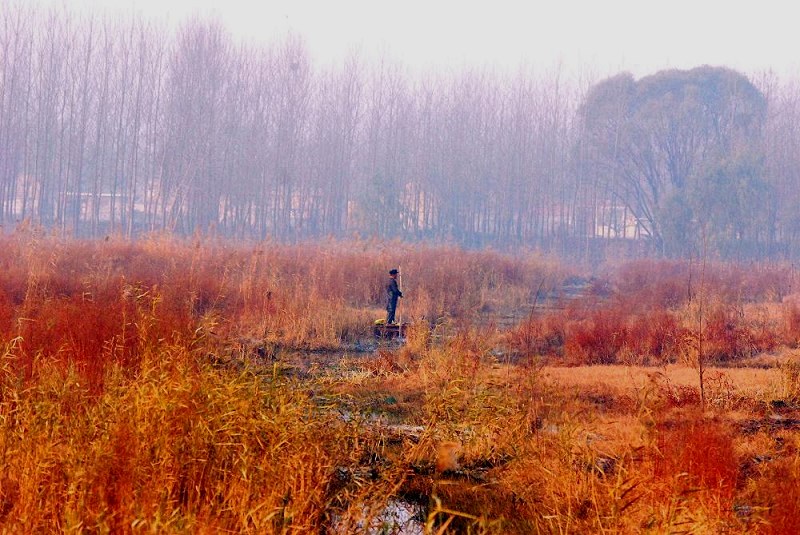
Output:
[2, 3, 800, 260]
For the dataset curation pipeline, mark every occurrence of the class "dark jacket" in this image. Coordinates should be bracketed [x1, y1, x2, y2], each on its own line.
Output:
[386, 278, 403, 305]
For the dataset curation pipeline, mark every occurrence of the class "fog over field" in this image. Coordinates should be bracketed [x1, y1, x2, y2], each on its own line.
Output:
[3, 1, 800, 261]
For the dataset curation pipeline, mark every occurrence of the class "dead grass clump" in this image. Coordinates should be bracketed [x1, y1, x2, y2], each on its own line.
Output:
[563, 308, 628, 365]
[653, 412, 739, 506]
[741, 456, 800, 535]
[0, 349, 358, 532]
[780, 357, 800, 401]
[401, 321, 432, 358]
[408, 329, 527, 466]
[701, 306, 760, 362]
[507, 260, 797, 367]
[704, 370, 741, 410]
[488, 410, 648, 534]
[624, 309, 686, 365]
[504, 312, 565, 359]
[574, 381, 637, 414]
[642, 372, 703, 412]
[361, 350, 409, 376]
[509, 306, 688, 366]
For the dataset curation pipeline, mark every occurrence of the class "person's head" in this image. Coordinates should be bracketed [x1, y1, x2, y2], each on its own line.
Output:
[389, 268, 399, 278]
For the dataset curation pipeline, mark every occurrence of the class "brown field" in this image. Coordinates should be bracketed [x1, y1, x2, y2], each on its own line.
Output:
[1, 231, 799, 533]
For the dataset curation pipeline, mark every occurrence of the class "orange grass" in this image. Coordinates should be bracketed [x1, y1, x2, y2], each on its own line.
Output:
[2, 232, 800, 532]
[542, 364, 782, 398]
[507, 259, 796, 366]
[0, 347, 367, 532]
[0, 231, 563, 388]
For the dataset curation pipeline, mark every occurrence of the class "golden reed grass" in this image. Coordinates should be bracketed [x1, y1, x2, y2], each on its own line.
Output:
[0, 231, 799, 532]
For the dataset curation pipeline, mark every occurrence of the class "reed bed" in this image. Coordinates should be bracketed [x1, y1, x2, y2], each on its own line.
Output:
[0, 231, 798, 532]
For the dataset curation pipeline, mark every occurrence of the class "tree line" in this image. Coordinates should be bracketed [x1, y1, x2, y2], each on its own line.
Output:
[3, 3, 800, 261]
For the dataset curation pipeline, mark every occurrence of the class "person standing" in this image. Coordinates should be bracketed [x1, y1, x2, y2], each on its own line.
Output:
[386, 268, 403, 324]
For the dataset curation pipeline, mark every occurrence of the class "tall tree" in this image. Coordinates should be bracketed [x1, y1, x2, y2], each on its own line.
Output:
[578, 66, 767, 256]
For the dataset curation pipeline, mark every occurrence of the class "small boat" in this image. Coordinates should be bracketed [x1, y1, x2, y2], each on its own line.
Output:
[373, 319, 407, 339]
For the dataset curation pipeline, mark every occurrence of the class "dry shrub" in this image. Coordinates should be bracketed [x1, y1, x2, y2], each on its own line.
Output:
[505, 311, 565, 359]
[509, 305, 687, 366]
[671, 300, 781, 368]
[490, 408, 648, 534]
[563, 307, 628, 365]
[702, 306, 759, 362]
[747, 304, 784, 352]
[624, 309, 685, 364]
[507, 259, 796, 367]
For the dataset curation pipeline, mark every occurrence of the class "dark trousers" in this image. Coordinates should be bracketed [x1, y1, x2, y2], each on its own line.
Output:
[386, 299, 398, 324]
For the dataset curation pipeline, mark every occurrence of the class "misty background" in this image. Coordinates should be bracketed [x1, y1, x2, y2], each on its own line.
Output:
[2, 3, 800, 262]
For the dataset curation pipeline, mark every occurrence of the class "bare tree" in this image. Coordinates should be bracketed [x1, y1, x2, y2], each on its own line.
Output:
[0, 2, 35, 222]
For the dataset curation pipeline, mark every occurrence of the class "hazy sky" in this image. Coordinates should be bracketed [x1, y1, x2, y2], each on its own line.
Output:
[60, 0, 800, 77]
